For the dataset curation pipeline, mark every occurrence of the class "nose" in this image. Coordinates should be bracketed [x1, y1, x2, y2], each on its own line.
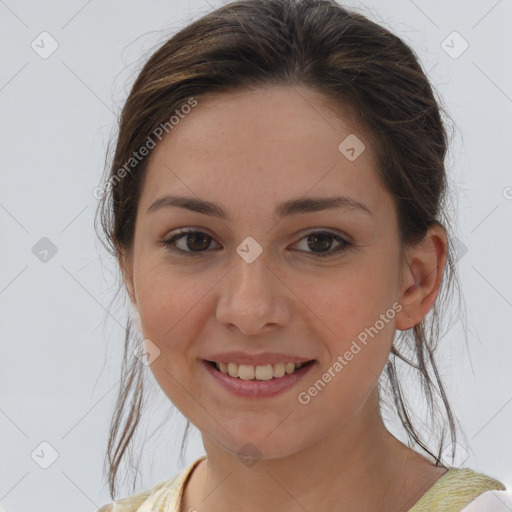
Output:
[215, 248, 291, 336]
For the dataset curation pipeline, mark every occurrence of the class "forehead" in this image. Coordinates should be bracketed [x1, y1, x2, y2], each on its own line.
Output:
[140, 85, 388, 217]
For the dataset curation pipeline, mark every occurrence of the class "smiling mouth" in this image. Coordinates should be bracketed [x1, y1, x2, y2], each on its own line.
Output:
[205, 359, 316, 381]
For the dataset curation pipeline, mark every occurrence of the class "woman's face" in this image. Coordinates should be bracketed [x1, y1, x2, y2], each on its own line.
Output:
[123, 85, 408, 458]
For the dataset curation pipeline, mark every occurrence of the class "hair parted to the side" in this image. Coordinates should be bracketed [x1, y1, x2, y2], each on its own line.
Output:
[94, 0, 468, 500]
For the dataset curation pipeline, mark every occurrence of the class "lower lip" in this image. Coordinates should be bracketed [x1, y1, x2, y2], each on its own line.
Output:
[201, 359, 316, 398]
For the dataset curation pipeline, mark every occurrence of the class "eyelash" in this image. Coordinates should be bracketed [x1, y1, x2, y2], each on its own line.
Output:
[158, 229, 352, 258]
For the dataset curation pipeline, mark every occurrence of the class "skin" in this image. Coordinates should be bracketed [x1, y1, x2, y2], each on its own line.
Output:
[120, 85, 449, 511]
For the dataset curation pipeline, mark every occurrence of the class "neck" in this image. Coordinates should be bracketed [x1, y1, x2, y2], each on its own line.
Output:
[181, 388, 445, 512]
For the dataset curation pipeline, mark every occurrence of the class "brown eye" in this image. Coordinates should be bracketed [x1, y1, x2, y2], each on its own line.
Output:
[161, 230, 220, 255]
[293, 231, 351, 258]
[159, 229, 351, 258]
[307, 233, 334, 252]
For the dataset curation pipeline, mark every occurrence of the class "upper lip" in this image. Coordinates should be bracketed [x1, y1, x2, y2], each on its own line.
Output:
[203, 351, 315, 366]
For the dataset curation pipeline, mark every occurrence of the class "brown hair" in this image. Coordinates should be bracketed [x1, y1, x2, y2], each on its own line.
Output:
[95, 0, 466, 499]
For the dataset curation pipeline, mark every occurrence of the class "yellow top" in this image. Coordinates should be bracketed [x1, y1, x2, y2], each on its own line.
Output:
[97, 455, 509, 512]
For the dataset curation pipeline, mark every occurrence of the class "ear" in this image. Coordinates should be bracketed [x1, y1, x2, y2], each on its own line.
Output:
[117, 247, 136, 306]
[395, 223, 448, 331]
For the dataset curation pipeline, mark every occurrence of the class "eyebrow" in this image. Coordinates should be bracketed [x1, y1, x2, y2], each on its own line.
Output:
[146, 194, 373, 219]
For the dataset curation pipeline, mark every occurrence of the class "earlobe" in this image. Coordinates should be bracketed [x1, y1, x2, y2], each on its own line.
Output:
[395, 224, 448, 331]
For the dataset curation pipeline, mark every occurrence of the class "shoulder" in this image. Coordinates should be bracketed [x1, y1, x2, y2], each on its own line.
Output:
[95, 478, 171, 512]
[95, 456, 206, 512]
[410, 467, 509, 512]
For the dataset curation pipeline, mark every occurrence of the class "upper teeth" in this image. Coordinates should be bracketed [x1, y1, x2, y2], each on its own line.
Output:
[214, 361, 307, 380]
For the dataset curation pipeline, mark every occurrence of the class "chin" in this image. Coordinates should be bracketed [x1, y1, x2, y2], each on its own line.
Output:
[205, 424, 317, 462]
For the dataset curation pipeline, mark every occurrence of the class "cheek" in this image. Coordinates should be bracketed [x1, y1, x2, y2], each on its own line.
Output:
[135, 263, 210, 352]
[134, 265, 216, 411]
[296, 278, 396, 425]
[291, 263, 398, 402]
[296, 263, 396, 342]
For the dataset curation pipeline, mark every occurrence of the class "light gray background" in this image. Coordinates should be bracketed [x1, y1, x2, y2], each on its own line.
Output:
[1, 1, 511, 511]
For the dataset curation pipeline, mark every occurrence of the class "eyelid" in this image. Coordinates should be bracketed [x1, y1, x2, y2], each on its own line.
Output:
[163, 226, 352, 241]
[161, 227, 349, 245]
[159, 227, 353, 257]
[161, 228, 220, 254]
[295, 227, 353, 243]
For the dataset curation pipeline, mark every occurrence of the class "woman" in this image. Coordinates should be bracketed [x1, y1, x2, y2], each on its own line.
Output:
[95, 0, 511, 510]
